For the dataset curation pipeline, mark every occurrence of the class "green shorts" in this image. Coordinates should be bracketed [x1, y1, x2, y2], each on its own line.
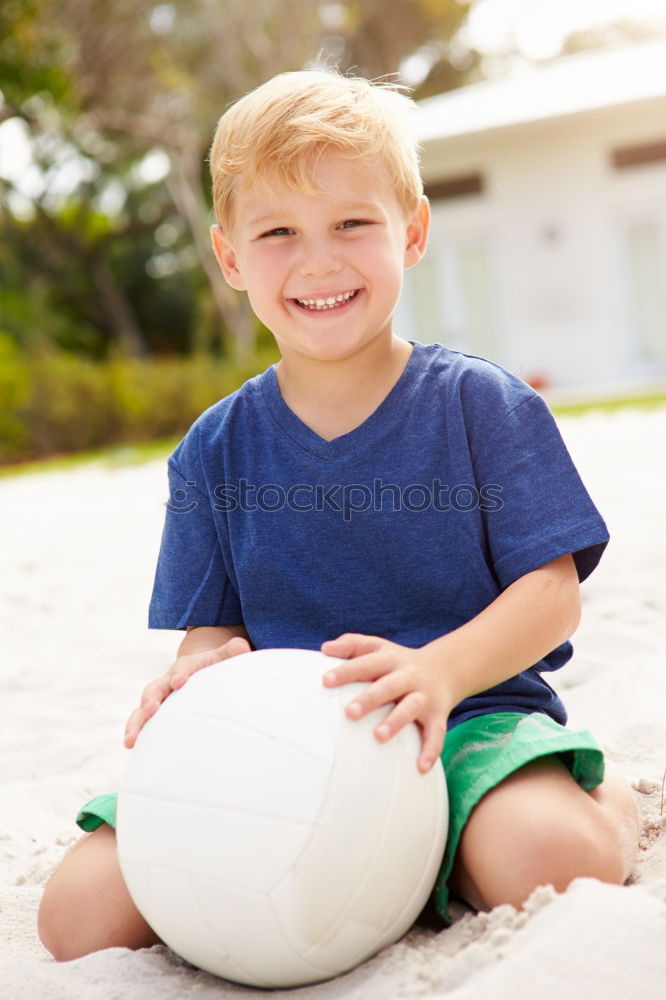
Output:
[77, 711, 604, 924]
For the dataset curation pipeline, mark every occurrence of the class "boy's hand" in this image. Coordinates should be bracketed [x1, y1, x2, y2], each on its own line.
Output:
[321, 633, 452, 774]
[124, 635, 251, 749]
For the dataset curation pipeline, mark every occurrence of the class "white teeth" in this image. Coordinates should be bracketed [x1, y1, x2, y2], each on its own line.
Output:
[295, 290, 357, 310]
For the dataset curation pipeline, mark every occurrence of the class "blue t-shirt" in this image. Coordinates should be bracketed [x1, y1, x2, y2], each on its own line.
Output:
[148, 342, 609, 729]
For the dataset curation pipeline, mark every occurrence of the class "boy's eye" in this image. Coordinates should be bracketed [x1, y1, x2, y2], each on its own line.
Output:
[260, 227, 293, 238]
[339, 219, 370, 230]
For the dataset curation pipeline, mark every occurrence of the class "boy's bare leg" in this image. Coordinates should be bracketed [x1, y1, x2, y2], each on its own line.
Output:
[38, 824, 161, 961]
[449, 756, 640, 912]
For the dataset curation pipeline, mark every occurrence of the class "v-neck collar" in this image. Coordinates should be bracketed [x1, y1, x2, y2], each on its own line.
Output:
[258, 341, 424, 461]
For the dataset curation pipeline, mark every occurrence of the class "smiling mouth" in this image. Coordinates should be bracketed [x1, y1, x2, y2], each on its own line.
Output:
[291, 289, 360, 312]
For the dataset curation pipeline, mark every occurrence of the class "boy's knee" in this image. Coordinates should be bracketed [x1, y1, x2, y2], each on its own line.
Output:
[38, 828, 161, 960]
[38, 874, 79, 961]
[37, 849, 111, 961]
[38, 828, 126, 961]
[522, 807, 626, 891]
[454, 762, 634, 912]
[457, 813, 624, 913]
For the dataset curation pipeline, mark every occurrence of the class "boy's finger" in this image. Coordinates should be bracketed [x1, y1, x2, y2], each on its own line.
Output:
[170, 638, 248, 688]
[169, 659, 205, 688]
[369, 690, 424, 739]
[169, 670, 188, 689]
[126, 637, 253, 749]
[344, 670, 410, 720]
[128, 672, 173, 745]
[221, 636, 252, 658]
[321, 650, 386, 687]
[321, 633, 380, 659]
[140, 674, 171, 706]
[124, 707, 145, 748]
[417, 718, 446, 773]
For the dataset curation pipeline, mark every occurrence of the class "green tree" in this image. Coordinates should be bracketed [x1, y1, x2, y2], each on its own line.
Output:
[318, 0, 475, 95]
[1, 0, 477, 359]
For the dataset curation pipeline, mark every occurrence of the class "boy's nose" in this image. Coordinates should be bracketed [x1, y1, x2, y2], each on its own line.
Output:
[297, 240, 342, 279]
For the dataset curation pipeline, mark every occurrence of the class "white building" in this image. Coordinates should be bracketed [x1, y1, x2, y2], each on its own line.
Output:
[397, 40, 666, 390]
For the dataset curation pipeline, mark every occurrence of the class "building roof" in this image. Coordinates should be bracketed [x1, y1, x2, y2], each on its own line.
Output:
[415, 39, 666, 143]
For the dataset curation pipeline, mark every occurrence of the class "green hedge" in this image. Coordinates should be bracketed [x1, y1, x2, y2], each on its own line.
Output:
[0, 334, 279, 465]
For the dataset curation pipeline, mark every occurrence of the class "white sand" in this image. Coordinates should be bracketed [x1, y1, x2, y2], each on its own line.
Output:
[2, 407, 666, 1000]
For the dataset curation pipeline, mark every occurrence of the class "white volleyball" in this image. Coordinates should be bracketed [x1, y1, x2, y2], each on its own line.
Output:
[116, 648, 447, 988]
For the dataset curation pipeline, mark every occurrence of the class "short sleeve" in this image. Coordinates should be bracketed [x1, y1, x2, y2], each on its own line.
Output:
[474, 393, 609, 590]
[148, 437, 243, 630]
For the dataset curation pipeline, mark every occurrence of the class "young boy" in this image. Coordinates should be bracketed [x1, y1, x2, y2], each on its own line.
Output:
[38, 69, 639, 961]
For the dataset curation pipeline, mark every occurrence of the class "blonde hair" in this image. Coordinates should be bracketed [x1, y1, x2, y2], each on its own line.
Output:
[209, 70, 423, 231]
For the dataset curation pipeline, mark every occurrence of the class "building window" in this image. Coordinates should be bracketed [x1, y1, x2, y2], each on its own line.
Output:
[424, 173, 484, 201]
[625, 220, 666, 364]
[400, 237, 499, 360]
[612, 140, 666, 170]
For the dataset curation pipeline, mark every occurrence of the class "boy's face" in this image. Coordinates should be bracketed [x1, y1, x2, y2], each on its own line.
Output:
[211, 152, 429, 364]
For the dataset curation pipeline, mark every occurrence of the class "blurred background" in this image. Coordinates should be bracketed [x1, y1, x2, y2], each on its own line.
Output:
[1, 0, 666, 466]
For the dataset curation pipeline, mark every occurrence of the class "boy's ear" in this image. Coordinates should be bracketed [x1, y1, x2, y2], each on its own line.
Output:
[210, 225, 246, 291]
[404, 196, 430, 269]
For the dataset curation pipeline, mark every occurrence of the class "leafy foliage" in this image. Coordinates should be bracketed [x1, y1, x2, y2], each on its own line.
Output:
[1, 1, 475, 367]
[0, 335, 280, 464]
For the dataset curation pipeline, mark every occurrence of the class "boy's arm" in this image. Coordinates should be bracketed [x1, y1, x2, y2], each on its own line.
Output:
[124, 624, 250, 748]
[423, 551, 581, 709]
[322, 553, 581, 773]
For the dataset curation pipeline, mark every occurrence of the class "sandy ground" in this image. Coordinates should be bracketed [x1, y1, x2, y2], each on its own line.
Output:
[1, 406, 666, 1000]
